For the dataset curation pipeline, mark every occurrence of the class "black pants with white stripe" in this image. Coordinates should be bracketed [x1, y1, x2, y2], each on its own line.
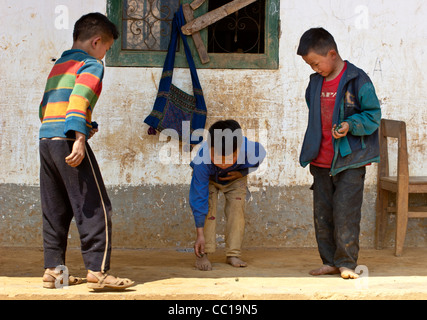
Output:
[39, 139, 112, 272]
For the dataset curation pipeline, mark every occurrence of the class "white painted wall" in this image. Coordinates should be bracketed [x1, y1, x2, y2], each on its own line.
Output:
[1, 0, 426, 188]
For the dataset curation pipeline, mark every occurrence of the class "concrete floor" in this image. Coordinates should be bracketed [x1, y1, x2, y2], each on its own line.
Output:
[1, 246, 427, 300]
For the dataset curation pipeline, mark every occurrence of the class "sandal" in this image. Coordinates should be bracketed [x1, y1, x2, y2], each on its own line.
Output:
[43, 271, 85, 289]
[87, 270, 135, 291]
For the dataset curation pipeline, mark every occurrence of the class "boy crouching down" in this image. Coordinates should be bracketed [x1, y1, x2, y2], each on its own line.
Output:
[189, 120, 266, 271]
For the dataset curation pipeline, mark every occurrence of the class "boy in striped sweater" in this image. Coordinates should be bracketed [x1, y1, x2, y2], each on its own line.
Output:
[39, 13, 134, 290]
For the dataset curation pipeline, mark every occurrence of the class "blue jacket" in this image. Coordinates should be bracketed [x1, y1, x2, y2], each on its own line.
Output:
[189, 137, 266, 228]
[300, 61, 381, 176]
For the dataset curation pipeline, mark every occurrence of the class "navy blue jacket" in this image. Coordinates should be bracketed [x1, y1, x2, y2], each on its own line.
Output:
[300, 61, 381, 175]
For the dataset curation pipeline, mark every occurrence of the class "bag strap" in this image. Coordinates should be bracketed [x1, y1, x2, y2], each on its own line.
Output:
[159, 5, 206, 107]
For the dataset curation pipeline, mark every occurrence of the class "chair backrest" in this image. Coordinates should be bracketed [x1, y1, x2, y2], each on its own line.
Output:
[379, 119, 409, 179]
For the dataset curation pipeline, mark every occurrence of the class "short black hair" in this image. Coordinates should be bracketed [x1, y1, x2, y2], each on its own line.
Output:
[73, 12, 119, 42]
[208, 120, 243, 157]
[297, 28, 338, 57]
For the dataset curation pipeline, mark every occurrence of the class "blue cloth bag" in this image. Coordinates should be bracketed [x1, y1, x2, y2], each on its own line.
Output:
[144, 5, 207, 145]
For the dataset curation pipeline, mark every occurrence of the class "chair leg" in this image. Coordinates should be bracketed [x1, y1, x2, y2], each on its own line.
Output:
[395, 191, 409, 257]
[375, 189, 388, 250]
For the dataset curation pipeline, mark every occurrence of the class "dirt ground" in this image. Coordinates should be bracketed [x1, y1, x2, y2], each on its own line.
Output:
[1, 246, 427, 300]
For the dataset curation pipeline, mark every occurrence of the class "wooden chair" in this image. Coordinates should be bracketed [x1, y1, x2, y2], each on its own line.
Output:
[375, 119, 427, 256]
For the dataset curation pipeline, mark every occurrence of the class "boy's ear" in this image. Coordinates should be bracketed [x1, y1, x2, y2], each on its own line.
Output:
[328, 49, 338, 59]
[91, 36, 102, 48]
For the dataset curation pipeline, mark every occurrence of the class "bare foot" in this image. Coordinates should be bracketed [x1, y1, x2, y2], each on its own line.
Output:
[195, 254, 212, 271]
[309, 265, 340, 276]
[226, 256, 247, 268]
[339, 267, 359, 279]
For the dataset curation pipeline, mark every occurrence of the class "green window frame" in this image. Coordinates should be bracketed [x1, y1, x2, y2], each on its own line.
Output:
[106, 0, 280, 69]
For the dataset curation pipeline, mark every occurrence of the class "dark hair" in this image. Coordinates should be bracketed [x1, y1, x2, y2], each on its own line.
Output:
[208, 120, 243, 157]
[73, 12, 119, 42]
[297, 28, 338, 57]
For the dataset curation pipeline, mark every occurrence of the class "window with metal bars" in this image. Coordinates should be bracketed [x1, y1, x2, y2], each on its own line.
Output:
[207, 0, 265, 54]
[106, 0, 279, 69]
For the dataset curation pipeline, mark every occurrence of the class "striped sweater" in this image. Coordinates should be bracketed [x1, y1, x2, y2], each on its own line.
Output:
[39, 49, 104, 139]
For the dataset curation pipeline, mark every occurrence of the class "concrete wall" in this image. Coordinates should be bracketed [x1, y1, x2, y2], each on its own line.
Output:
[1, 0, 426, 249]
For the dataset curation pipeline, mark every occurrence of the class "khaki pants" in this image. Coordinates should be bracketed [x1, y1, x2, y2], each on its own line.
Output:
[204, 176, 247, 257]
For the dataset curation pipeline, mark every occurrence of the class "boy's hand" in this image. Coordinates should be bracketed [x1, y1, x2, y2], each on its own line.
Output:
[194, 227, 205, 258]
[218, 171, 243, 182]
[89, 121, 99, 140]
[88, 127, 98, 140]
[332, 122, 349, 139]
[65, 132, 86, 167]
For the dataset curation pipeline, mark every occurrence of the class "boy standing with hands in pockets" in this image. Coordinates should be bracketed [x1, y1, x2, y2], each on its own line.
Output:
[297, 28, 381, 279]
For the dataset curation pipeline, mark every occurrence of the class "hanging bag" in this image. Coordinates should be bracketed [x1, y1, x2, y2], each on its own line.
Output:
[144, 5, 207, 145]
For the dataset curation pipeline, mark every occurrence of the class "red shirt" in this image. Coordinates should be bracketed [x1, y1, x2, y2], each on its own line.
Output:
[312, 63, 347, 168]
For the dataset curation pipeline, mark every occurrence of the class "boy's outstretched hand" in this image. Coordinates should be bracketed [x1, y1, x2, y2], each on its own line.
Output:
[332, 122, 349, 139]
[65, 132, 86, 167]
[218, 171, 243, 182]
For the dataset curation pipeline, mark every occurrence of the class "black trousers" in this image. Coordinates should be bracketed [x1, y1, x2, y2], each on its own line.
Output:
[310, 164, 366, 269]
[39, 139, 112, 272]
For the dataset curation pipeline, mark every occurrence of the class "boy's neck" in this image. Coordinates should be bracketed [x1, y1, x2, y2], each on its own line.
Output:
[71, 40, 91, 54]
[326, 58, 345, 81]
